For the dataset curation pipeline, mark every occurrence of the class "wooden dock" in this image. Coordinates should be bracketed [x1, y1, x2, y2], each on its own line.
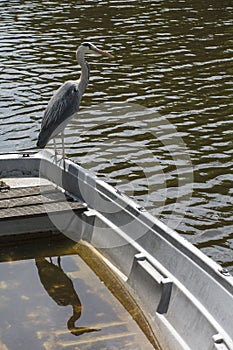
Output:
[0, 178, 86, 238]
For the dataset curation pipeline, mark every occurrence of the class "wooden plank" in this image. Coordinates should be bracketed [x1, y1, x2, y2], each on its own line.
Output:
[0, 185, 56, 200]
[0, 201, 86, 219]
[0, 185, 86, 220]
[0, 191, 73, 209]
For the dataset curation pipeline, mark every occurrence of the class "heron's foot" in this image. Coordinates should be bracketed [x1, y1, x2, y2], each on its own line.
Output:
[50, 150, 62, 164]
[50, 150, 58, 163]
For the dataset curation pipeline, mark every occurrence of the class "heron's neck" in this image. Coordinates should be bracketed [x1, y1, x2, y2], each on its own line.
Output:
[76, 51, 90, 96]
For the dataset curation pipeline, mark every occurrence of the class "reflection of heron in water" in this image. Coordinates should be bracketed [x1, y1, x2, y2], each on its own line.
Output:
[35, 257, 100, 336]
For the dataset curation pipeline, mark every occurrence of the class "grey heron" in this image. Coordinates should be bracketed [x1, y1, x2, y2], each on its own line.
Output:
[36, 42, 113, 158]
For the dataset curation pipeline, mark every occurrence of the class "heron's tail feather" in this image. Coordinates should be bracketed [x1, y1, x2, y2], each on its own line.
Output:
[36, 139, 45, 148]
[37, 130, 50, 148]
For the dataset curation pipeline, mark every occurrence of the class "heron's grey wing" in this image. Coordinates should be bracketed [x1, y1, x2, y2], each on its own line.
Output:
[37, 81, 80, 148]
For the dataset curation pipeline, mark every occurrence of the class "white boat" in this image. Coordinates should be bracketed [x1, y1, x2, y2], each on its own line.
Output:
[0, 151, 233, 350]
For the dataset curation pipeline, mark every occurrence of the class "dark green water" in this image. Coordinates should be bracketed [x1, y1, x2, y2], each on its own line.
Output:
[0, 1, 232, 270]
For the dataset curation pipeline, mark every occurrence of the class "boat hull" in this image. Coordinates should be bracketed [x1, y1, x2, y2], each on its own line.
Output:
[0, 151, 233, 350]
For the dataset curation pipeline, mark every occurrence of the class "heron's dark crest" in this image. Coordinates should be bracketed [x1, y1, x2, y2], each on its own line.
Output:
[81, 42, 92, 48]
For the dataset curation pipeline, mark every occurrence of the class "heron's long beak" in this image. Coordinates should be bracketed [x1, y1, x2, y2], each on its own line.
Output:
[93, 47, 114, 58]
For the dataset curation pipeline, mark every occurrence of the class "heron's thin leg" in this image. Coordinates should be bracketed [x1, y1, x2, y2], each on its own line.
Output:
[53, 138, 58, 162]
[61, 132, 65, 159]
[57, 256, 62, 269]
[61, 131, 66, 169]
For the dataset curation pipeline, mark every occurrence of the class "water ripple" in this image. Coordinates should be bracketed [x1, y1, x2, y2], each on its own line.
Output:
[0, 0, 232, 271]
